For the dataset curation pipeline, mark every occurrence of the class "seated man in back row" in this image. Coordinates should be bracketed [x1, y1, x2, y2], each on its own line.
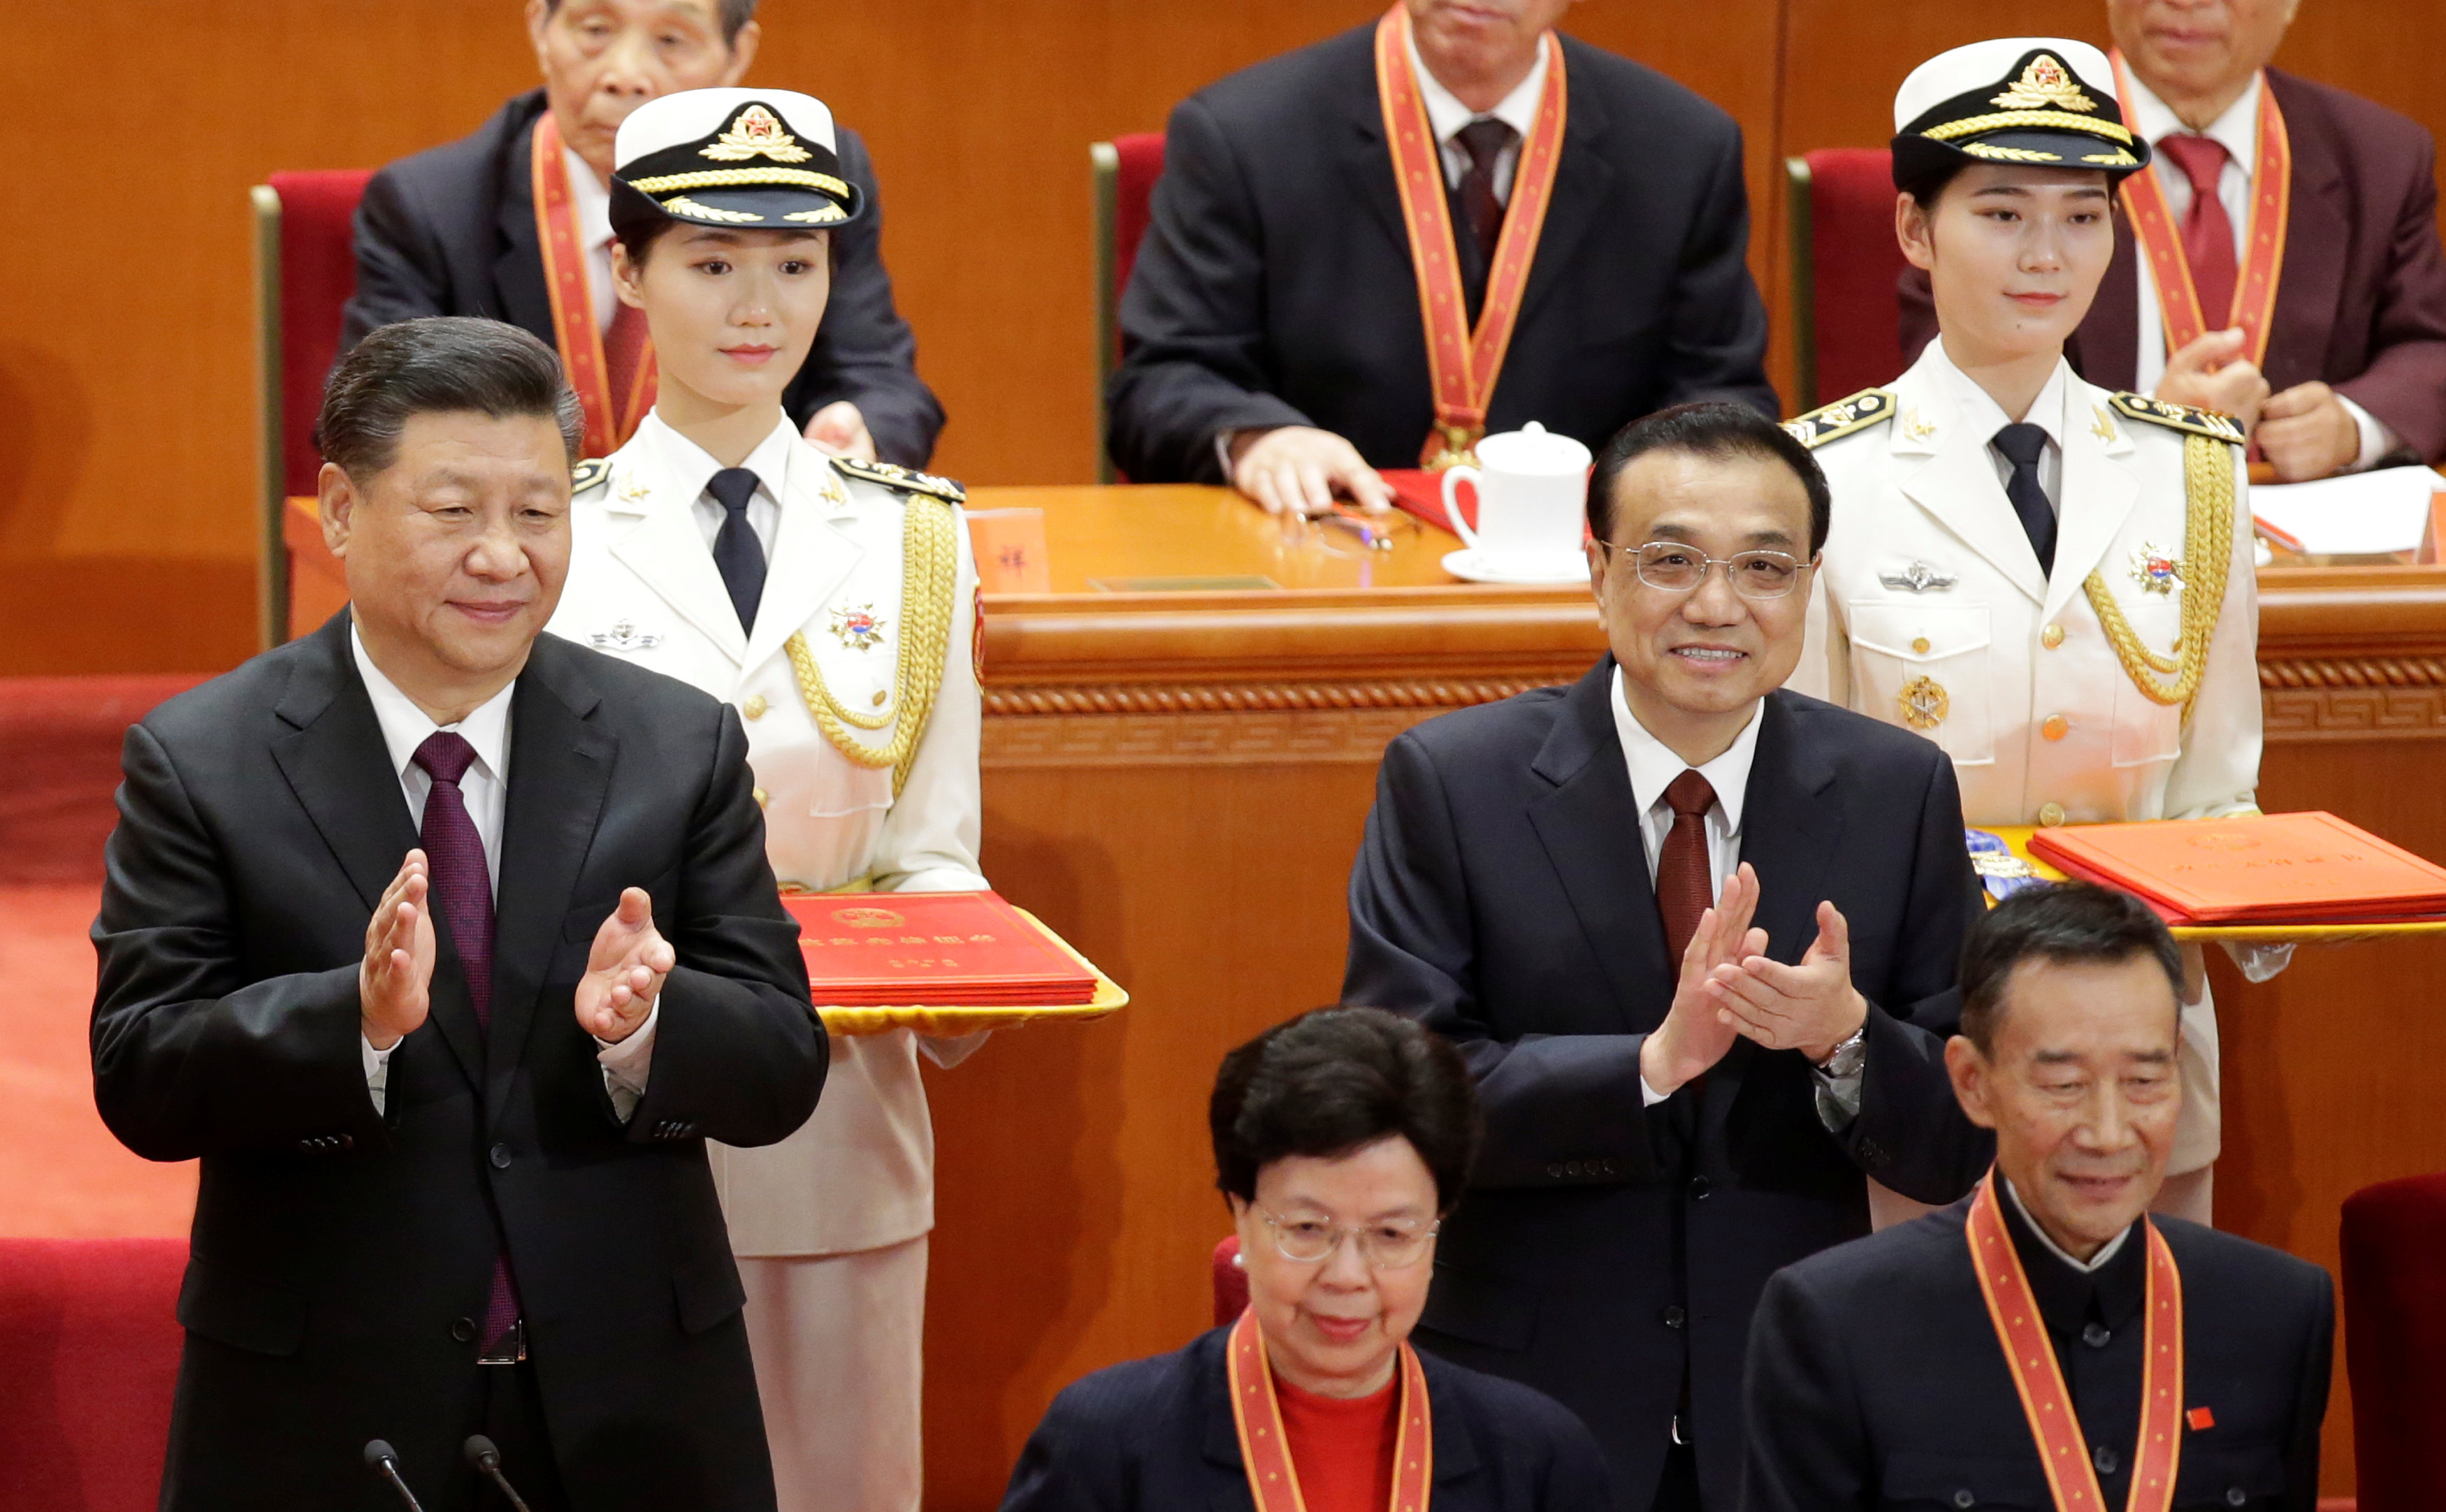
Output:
[1744, 882, 2333, 1512]
[1110, 0, 1776, 514]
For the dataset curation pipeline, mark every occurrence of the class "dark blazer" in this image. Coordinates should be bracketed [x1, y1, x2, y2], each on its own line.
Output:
[998, 1326, 1615, 1512]
[1742, 1193, 2334, 1511]
[1344, 661, 1991, 1511]
[343, 90, 945, 467]
[91, 612, 826, 1512]
[1110, 25, 1777, 482]
[1900, 68, 2446, 463]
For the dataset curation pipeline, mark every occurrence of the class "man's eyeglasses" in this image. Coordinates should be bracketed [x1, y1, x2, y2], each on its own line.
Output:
[1255, 1205, 1440, 1270]
[1602, 540, 1811, 600]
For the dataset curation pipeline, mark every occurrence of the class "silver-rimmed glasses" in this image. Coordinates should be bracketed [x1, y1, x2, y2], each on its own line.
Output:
[1602, 540, 1811, 599]
[1254, 1205, 1441, 1270]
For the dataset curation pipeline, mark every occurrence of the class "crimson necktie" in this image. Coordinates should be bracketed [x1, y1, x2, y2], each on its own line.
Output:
[2156, 135, 2239, 332]
[1454, 118, 1517, 264]
[603, 298, 652, 437]
[707, 467, 767, 634]
[412, 732, 522, 1356]
[1656, 770, 1718, 964]
[1993, 423, 2057, 579]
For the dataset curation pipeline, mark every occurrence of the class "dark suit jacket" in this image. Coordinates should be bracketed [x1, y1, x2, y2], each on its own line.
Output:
[343, 90, 945, 467]
[1344, 662, 1991, 1511]
[91, 612, 827, 1512]
[998, 1326, 1615, 1512]
[1110, 25, 1777, 481]
[1743, 1192, 2334, 1511]
[1901, 68, 2446, 463]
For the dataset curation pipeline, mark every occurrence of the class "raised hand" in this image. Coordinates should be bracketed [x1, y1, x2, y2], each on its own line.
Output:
[1640, 864, 1767, 1097]
[1712, 900, 1868, 1063]
[802, 400, 879, 463]
[361, 850, 436, 1051]
[2155, 328, 2271, 434]
[575, 887, 677, 1044]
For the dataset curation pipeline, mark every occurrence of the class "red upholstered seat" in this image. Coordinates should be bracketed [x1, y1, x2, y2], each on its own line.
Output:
[0, 1238, 188, 1511]
[2340, 1172, 2446, 1511]
[264, 170, 375, 499]
[1213, 1233, 1249, 1328]
[1786, 149, 1908, 411]
[1091, 133, 1166, 481]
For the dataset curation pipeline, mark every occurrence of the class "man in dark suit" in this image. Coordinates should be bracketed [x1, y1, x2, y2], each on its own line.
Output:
[1901, 0, 2446, 477]
[1742, 883, 2333, 1511]
[343, 0, 942, 466]
[92, 318, 826, 1511]
[1110, 0, 1776, 514]
[1345, 402, 1988, 1511]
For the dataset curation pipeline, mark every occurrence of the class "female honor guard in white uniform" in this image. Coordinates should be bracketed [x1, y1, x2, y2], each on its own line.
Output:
[544, 89, 983, 1512]
[1789, 40, 2266, 1226]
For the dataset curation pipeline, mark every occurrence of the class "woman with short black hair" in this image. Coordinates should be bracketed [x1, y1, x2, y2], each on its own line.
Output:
[1000, 1007, 1612, 1512]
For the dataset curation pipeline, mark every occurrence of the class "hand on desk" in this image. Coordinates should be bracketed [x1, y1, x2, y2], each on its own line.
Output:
[577, 887, 674, 1045]
[361, 850, 435, 1052]
[1709, 900, 1869, 1065]
[2156, 328, 2270, 434]
[1642, 864, 1765, 1096]
[804, 401, 879, 463]
[2257, 381, 2362, 481]
[1227, 426, 1394, 517]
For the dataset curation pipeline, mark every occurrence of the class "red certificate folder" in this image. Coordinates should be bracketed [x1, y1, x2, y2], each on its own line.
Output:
[783, 892, 1099, 1006]
[2026, 813, 2446, 925]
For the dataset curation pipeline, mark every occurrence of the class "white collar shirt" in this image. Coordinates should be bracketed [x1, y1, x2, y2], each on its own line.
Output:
[563, 145, 619, 337]
[632, 409, 796, 558]
[1609, 664, 1760, 894]
[2004, 1175, 2134, 1272]
[1408, 31, 1550, 200]
[2120, 73, 2394, 466]
[1927, 338, 2071, 514]
[352, 623, 514, 895]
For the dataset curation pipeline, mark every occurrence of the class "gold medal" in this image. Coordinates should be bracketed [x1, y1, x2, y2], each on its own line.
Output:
[1898, 675, 1949, 731]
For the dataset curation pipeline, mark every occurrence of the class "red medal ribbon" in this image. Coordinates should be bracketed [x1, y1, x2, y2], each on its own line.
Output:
[1226, 1307, 1434, 1512]
[2110, 52, 2290, 371]
[532, 112, 658, 457]
[1967, 1170, 2186, 1512]
[1373, 5, 1568, 471]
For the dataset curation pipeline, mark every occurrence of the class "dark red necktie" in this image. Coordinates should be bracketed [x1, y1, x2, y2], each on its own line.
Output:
[1656, 770, 1718, 964]
[412, 732, 522, 1355]
[2157, 135, 2239, 330]
[1454, 118, 1518, 267]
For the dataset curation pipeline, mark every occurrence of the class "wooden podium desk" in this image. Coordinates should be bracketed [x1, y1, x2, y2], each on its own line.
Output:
[286, 491, 2446, 1503]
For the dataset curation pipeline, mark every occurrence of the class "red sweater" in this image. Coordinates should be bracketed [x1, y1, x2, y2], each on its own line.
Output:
[1273, 1372, 1400, 1512]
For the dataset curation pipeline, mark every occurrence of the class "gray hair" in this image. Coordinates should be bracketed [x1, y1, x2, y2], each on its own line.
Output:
[315, 318, 584, 480]
[545, 0, 758, 44]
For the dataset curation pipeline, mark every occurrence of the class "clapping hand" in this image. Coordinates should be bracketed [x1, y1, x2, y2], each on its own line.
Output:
[360, 850, 436, 1051]
[1640, 864, 1767, 1097]
[2155, 328, 2271, 434]
[1709, 901, 1868, 1064]
[574, 887, 676, 1044]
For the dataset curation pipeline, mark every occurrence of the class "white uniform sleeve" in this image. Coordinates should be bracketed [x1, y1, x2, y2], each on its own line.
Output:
[2161, 442, 2262, 822]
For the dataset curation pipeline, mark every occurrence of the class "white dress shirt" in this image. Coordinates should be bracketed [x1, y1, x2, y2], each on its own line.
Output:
[2004, 1175, 2132, 1272]
[623, 409, 795, 560]
[565, 145, 620, 336]
[1407, 31, 1551, 200]
[350, 626, 656, 1116]
[1935, 340, 2070, 511]
[2121, 71, 2395, 468]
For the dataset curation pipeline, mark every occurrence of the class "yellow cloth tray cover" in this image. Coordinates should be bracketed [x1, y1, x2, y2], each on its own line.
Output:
[813, 906, 1129, 1035]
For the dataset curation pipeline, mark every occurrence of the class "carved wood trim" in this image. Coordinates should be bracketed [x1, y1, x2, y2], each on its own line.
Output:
[982, 678, 1552, 718]
[979, 677, 1554, 766]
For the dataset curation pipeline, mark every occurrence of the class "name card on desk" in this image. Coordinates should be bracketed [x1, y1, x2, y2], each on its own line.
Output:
[967, 508, 1052, 593]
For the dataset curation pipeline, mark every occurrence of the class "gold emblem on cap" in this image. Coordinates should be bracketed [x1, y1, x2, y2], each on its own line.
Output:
[784, 205, 848, 224]
[1992, 54, 2097, 114]
[702, 103, 814, 163]
[660, 194, 763, 223]
[1898, 675, 1949, 732]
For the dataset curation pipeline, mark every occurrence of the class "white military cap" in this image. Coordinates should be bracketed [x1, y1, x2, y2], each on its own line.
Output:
[610, 87, 863, 234]
[1891, 39, 2148, 187]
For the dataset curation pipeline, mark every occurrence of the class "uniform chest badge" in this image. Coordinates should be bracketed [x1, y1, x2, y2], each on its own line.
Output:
[1898, 675, 1950, 732]
[829, 602, 888, 650]
[588, 618, 663, 652]
[2129, 544, 2185, 595]
[1879, 560, 1959, 593]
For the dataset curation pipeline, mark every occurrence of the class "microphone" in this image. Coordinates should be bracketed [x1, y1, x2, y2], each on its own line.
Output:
[363, 1440, 426, 1511]
[465, 1434, 535, 1512]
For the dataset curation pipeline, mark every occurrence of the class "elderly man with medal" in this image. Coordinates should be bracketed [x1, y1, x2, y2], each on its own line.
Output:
[1742, 882, 2333, 1512]
[1788, 39, 2266, 1228]
[542, 88, 984, 1512]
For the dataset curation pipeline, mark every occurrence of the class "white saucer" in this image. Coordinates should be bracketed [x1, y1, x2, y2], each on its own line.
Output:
[1442, 548, 1588, 585]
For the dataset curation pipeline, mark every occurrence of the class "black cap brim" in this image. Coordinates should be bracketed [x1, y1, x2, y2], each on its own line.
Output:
[609, 178, 864, 240]
[1892, 128, 2148, 189]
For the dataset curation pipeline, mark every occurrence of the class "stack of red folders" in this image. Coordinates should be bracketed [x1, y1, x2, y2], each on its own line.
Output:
[783, 892, 1101, 1006]
[2027, 812, 2446, 925]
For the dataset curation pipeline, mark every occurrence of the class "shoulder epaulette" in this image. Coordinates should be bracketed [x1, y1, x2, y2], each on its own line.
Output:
[1781, 388, 1897, 449]
[571, 456, 613, 495]
[2108, 391, 2245, 443]
[833, 457, 965, 503]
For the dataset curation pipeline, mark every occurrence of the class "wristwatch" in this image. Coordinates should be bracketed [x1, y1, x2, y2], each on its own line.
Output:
[1814, 1023, 1868, 1077]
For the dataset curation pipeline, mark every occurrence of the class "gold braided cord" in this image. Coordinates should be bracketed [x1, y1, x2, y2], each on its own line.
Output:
[785, 495, 957, 795]
[626, 167, 851, 196]
[1924, 110, 2134, 146]
[2080, 433, 2234, 718]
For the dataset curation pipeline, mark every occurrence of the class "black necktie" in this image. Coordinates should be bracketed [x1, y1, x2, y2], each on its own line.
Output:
[1993, 423, 2056, 578]
[707, 467, 766, 633]
[1452, 118, 1517, 321]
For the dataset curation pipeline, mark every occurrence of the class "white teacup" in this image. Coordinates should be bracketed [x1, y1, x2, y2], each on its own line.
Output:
[1440, 422, 1591, 568]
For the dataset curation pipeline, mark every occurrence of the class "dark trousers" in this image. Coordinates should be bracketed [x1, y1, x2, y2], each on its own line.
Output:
[472, 1362, 570, 1512]
[1650, 1441, 1702, 1512]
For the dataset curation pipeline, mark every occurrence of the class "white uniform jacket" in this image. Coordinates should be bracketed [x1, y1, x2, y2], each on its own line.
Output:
[547, 412, 986, 1257]
[1791, 342, 2261, 830]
